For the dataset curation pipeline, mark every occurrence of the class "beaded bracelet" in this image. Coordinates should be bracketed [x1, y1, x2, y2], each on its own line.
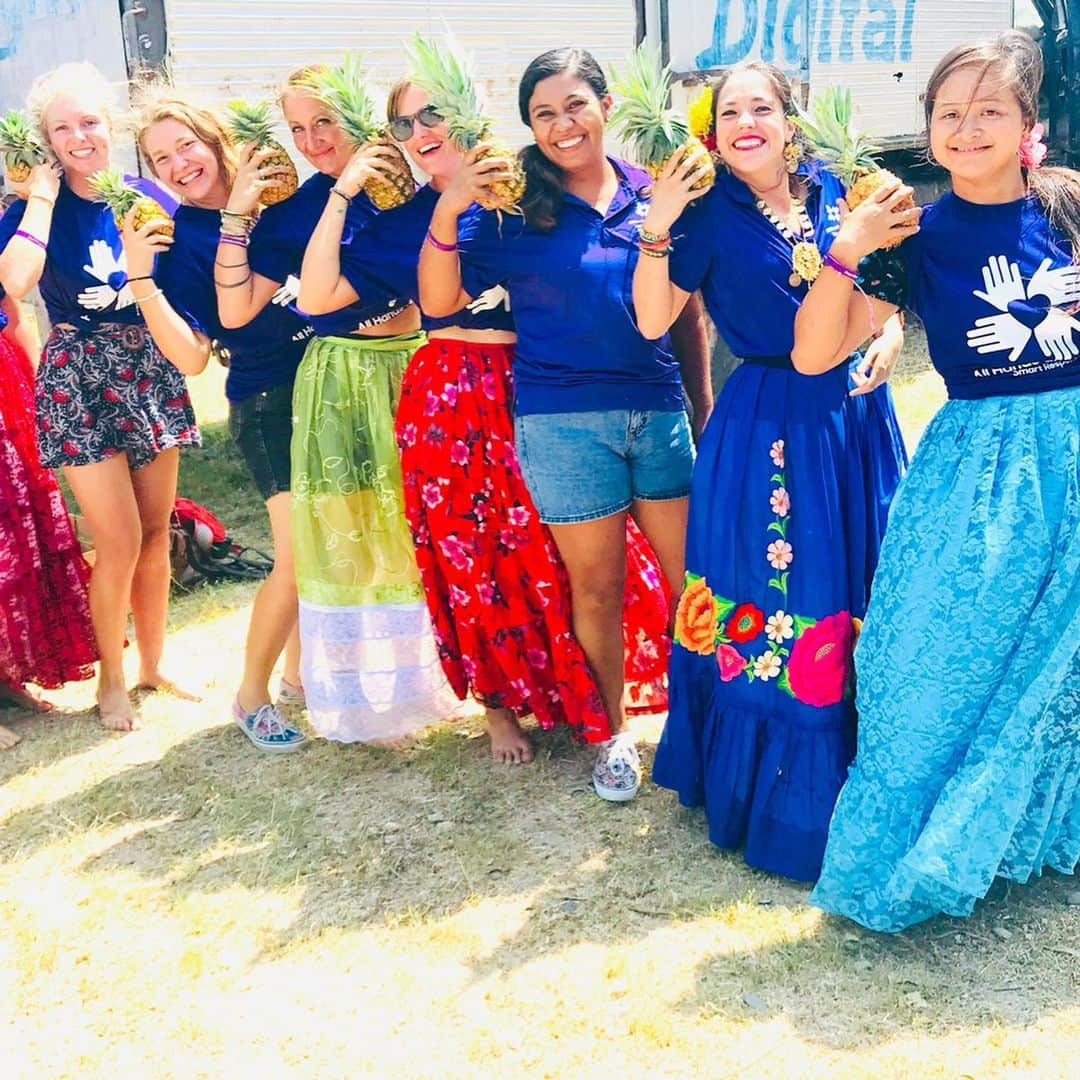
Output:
[823, 251, 858, 281]
[15, 228, 46, 251]
[638, 226, 671, 246]
[638, 244, 672, 258]
[425, 228, 457, 253]
[219, 233, 249, 248]
[133, 287, 164, 305]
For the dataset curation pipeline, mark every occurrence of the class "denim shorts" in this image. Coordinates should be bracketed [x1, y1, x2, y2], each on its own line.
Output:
[514, 408, 694, 524]
[227, 380, 294, 501]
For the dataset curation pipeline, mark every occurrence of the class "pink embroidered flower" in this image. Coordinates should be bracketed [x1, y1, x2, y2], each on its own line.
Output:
[457, 368, 475, 392]
[423, 390, 440, 417]
[753, 651, 782, 681]
[525, 648, 548, 669]
[438, 534, 473, 571]
[765, 610, 794, 643]
[481, 372, 498, 400]
[1019, 122, 1047, 170]
[462, 654, 477, 679]
[715, 643, 745, 682]
[770, 486, 790, 517]
[769, 439, 785, 468]
[499, 527, 519, 551]
[449, 584, 470, 607]
[421, 481, 443, 509]
[507, 505, 530, 527]
[633, 627, 660, 666]
[477, 581, 495, 605]
[450, 440, 470, 466]
[767, 539, 794, 570]
[399, 422, 418, 448]
[442, 383, 459, 407]
[787, 611, 854, 707]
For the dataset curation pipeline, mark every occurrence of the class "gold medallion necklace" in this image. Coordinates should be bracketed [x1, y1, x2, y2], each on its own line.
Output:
[755, 195, 822, 287]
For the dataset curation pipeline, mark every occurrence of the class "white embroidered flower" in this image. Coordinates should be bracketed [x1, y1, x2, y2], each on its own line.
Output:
[753, 652, 783, 681]
[767, 539, 794, 570]
[770, 486, 790, 517]
[769, 439, 785, 468]
[765, 610, 794, 643]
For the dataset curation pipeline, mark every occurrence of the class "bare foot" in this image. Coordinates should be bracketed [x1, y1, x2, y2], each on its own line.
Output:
[0, 723, 22, 749]
[135, 672, 202, 702]
[486, 707, 533, 765]
[98, 683, 139, 732]
[0, 683, 54, 713]
[366, 734, 413, 750]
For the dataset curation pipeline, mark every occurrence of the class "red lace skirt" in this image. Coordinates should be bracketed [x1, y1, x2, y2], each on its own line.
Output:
[0, 334, 97, 688]
[395, 338, 669, 743]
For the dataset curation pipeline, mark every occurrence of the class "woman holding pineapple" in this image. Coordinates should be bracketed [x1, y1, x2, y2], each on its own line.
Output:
[216, 61, 457, 744]
[0, 63, 198, 733]
[794, 31, 1078, 930]
[296, 37, 672, 765]
[111, 92, 315, 753]
[420, 48, 708, 800]
[632, 61, 910, 881]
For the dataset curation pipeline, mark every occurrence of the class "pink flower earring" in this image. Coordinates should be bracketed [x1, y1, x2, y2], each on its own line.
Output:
[1018, 123, 1047, 170]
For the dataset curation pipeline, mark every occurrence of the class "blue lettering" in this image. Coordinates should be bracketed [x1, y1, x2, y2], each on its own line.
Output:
[782, 0, 810, 71]
[838, 0, 860, 62]
[816, 0, 836, 64]
[862, 0, 897, 62]
[761, 0, 779, 62]
[697, 0, 760, 68]
[900, 0, 916, 61]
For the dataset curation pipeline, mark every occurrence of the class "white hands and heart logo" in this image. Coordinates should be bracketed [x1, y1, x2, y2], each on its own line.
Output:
[271, 274, 300, 307]
[78, 239, 135, 311]
[466, 284, 511, 314]
[966, 254, 1080, 362]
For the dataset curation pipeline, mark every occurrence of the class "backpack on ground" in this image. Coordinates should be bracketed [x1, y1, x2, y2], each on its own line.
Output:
[169, 497, 273, 589]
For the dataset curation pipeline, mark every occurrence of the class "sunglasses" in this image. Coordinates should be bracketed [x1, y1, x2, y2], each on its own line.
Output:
[388, 105, 443, 142]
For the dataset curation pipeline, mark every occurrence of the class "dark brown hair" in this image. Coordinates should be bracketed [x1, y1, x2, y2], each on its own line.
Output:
[517, 47, 607, 231]
[926, 30, 1080, 260]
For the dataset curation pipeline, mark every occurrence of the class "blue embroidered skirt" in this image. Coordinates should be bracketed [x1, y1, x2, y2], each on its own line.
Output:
[811, 385, 1080, 930]
[653, 357, 906, 882]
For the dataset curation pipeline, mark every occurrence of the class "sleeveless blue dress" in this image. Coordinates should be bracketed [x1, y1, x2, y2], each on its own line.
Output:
[652, 164, 907, 881]
[811, 193, 1080, 930]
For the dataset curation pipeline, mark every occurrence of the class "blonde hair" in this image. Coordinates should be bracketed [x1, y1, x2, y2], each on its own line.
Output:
[26, 62, 117, 145]
[276, 64, 329, 109]
[386, 78, 414, 124]
[133, 87, 238, 190]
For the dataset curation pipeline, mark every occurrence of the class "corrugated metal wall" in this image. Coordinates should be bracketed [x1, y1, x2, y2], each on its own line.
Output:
[164, 0, 639, 150]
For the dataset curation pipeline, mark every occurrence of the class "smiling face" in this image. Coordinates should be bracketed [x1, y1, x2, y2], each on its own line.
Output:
[43, 91, 112, 177]
[390, 83, 461, 184]
[143, 117, 227, 207]
[929, 63, 1026, 193]
[527, 70, 610, 174]
[712, 69, 792, 180]
[281, 88, 352, 177]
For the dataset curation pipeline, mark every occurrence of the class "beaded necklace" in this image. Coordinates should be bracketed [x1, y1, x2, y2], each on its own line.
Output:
[754, 195, 822, 287]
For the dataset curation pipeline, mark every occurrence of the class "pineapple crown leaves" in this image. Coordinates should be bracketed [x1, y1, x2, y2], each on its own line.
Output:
[302, 53, 382, 146]
[226, 99, 278, 145]
[404, 30, 491, 150]
[87, 167, 142, 215]
[608, 43, 690, 167]
[793, 86, 881, 184]
[0, 109, 47, 162]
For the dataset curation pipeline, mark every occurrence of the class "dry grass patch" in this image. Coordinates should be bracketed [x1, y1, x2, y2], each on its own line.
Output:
[2, 339, 1077, 1077]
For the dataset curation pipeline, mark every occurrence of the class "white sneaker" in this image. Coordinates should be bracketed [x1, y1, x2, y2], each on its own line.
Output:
[592, 734, 642, 802]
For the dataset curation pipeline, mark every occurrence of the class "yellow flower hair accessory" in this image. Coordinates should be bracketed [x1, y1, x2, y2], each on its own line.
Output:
[688, 83, 714, 140]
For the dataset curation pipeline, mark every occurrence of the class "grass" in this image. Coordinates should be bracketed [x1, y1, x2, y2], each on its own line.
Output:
[2, 338, 1077, 1078]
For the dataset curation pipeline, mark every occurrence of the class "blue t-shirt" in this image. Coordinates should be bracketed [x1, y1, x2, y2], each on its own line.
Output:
[157, 204, 313, 402]
[0, 176, 178, 329]
[248, 170, 410, 338]
[668, 161, 846, 358]
[457, 158, 682, 416]
[339, 184, 513, 333]
[905, 192, 1080, 399]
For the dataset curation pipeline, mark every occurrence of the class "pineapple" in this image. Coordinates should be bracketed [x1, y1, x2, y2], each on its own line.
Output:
[88, 168, 174, 237]
[405, 30, 525, 212]
[0, 109, 48, 184]
[794, 86, 914, 249]
[608, 44, 715, 196]
[225, 99, 299, 206]
[304, 54, 416, 211]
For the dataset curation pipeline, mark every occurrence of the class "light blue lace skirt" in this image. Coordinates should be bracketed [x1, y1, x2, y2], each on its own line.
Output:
[811, 385, 1080, 931]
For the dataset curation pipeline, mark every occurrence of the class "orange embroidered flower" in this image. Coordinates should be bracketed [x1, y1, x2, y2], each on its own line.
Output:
[726, 602, 765, 643]
[674, 577, 719, 655]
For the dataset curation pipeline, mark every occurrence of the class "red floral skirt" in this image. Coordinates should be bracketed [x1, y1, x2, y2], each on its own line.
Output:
[395, 338, 669, 743]
[0, 335, 97, 689]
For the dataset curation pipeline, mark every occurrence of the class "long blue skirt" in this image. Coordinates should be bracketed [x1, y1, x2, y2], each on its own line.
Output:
[653, 358, 907, 882]
[811, 386, 1080, 930]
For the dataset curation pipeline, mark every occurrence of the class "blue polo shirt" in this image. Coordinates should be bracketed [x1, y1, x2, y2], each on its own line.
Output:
[339, 184, 513, 333]
[247, 170, 410, 338]
[456, 157, 682, 416]
[157, 204, 313, 403]
[904, 191, 1080, 399]
[0, 175, 177, 328]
